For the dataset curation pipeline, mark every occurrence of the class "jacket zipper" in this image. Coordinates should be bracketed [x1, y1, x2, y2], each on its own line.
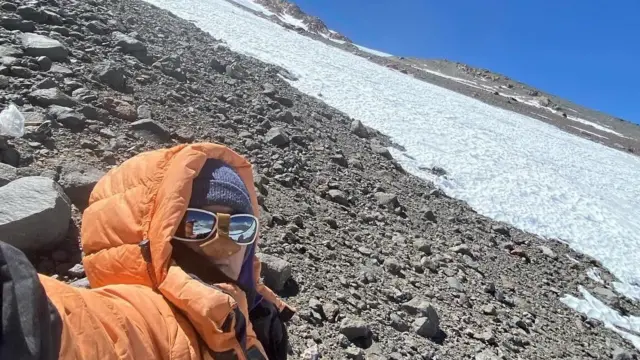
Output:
[139, 239, 158, 289]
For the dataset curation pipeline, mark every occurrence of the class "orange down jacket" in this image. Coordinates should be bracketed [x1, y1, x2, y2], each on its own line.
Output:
[37, 143, 293, 360]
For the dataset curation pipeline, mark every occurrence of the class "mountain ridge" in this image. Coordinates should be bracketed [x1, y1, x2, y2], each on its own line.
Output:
[226, 0, 640, 156]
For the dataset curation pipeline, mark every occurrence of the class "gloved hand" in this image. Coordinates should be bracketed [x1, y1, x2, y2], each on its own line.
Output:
[250, 299, 290, 360]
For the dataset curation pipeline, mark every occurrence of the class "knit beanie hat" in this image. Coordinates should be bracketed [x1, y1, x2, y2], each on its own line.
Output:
[189, 159, 253, 215]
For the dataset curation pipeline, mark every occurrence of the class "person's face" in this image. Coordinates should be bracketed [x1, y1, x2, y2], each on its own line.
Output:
[184, 222, 194, 238]
[182, 205, 247, 281]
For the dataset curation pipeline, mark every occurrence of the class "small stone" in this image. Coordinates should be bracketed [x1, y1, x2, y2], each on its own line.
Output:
[344, 347, 364, 360]
[481, 304, 497, 316]
[449, 244, 474, 258]
[70, 277, 90, 289]
[87, 20, 110, 35]
[262, 83, 277, 95]
[538, 245, 557, 259]
[413, 239, 432, 255]
[383, 257, 402, 274]
[137, 105, 152, 119]
[492, 225, 510, 236]
[475, 349, 499, 360]
[510, 248, 530, 262]
[256, 253, 292, 292]
[327, 189, 349, 206]
[401, 298, 434, 316]
[422, 208, 437, 222]
[226, 62, 247, 80]
[371, 143, 392, 160]
[374, 192, 398, 208]
[330, 154, 348, 167]
[37, 56, 52, 71]
[130, 119, 171, 143]
[67, 263, 85, 278]
[447, 277, 464, 292]
[34, 78, 56, 89]
[103, 97, 137, 121]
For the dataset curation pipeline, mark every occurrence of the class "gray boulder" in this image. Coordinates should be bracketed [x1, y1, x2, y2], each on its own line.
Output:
[1, 15, 35, 32]
[339, 317, 372, 341]
[265, 127, 290, 146]
[328, 189, 349, 206]
[350, 120, 370, 138]
[17, 6, 47, 23]
[57, 162, 104, 211]
[19, 33, 68, 61]
[256, 253, 292, 292]
[413, 304, 440, 338]
[374, 192, 398, 208]
[370, 143, 392, 160]
[47, 106, 85, 130]
[28, 88, 78, 107]
[0, 163, 17, 187]
[92, 62, 127, 92]
[103, 97, 137, 121]
[0, 177, 71, 251]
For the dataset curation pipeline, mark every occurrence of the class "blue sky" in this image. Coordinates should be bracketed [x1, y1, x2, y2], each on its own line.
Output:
[292, 0, 639, 125]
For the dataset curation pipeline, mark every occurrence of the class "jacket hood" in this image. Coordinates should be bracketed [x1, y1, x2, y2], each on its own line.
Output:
[81, 143, 260, 289]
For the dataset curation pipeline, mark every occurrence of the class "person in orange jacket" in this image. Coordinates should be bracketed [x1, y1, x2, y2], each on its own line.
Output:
[0, 143, 295, 360]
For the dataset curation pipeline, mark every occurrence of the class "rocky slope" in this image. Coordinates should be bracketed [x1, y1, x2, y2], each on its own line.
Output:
[224, 0, 640, 157]
[0, 0, 638, 359]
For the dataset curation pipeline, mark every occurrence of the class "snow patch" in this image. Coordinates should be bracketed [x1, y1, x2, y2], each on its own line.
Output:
[587, 268, 605, 284]
[564, 114, 626, 137]
[279, 13, 307, 30]
[561, 287, 640, 349]
[226, 0, 273, 16]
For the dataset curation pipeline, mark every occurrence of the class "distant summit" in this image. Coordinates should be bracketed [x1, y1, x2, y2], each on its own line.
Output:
[231, 0, 352, 42]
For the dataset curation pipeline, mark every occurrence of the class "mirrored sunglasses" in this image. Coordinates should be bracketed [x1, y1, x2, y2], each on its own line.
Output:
[173, 208, 259, 245]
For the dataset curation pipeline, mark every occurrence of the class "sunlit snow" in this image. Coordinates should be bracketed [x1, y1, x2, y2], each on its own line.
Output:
[353, 44, 392, 57]
[144, 0, 640, 347]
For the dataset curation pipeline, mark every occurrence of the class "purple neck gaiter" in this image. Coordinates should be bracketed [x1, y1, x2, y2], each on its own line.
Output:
[237, 243, 263, 311]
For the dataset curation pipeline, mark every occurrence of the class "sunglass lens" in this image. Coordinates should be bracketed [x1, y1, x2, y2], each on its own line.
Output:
[175, 210, 217, 240]
[229, 215, 258, 244]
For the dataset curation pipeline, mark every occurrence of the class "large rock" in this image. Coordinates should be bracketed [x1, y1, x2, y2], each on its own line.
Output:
[28, 88, 78, 107]
[92, 62, 127, 92]
[401, 297, 435, 316]
[413, 305, 440, 338]
[57, 162, 104, 211]
[113, 32, 148, 61]
[19, 33, 68, 61]
[0, 177, 71, 251]
[339, 317, 372, 341]
[350, 120, 370, 138]
[17, 6, 47, 23]
[256, 253, 292, 292]
[1, 15, 35, 32]
[226, 62, 247, 80]
[47, 106, 85, 130]
[370, 143, 392, 160]
[87, 20, 110, 35]
[0, 162, 17, 187]
[265, 127, 290, 146]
